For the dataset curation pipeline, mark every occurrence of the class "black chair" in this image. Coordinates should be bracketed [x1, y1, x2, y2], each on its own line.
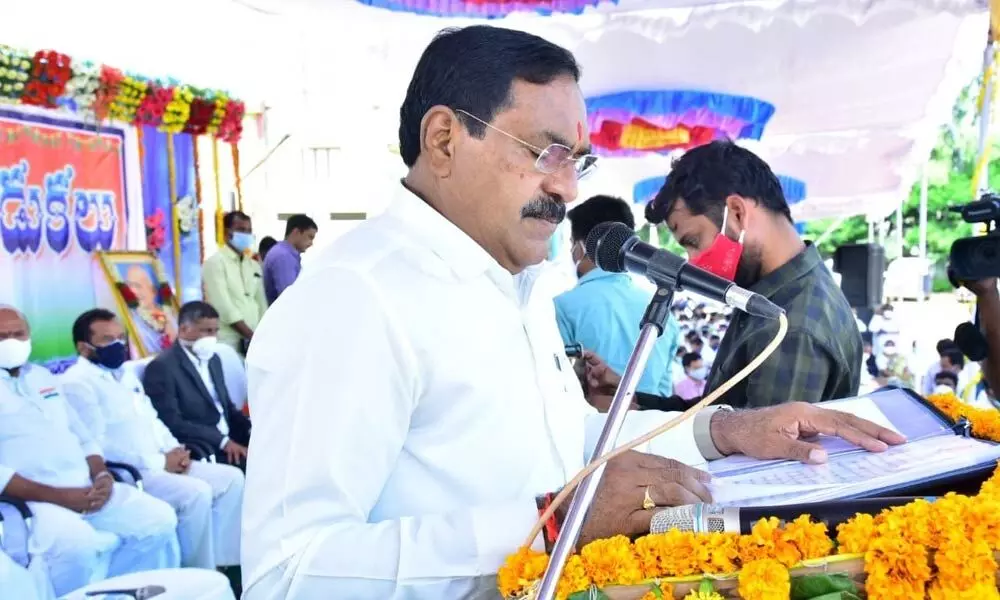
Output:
[0, 494, 33, 569]
[105, 461, 144, 490]
[184, 439, 217, 463]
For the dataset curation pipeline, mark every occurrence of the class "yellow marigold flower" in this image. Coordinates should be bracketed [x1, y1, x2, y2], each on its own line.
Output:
[738, 517, 781, 564]
[863, 532, 930, 600]
[928, 582, 1000, 600]
[779, 515, 833, 561]
[496, 546, 547, 598]
[837, 513, 876, 554]
[695, 532, 741, 574]
[579, 535, 643, 587]
[737, 558, 790, 600]
[634, 530, 701, 578]
[555, 555, 591, 600]
[932, 531, 996, 589]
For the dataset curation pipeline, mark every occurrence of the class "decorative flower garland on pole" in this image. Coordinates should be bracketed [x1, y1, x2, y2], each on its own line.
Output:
[166, 133, 182, 292]
[499, 392, 1000, 599]
[212, 138, 224, 247]
[193, 140, 205, 264]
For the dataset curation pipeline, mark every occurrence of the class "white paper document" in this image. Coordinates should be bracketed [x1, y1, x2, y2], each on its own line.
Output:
[708, 435, 1000, 507]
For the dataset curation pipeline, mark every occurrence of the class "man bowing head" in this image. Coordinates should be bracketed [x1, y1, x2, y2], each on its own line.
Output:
[241, 25, 904, 600]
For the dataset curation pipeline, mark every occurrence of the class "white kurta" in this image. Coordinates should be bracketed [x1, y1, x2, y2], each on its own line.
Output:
[241, 185, 707, 600]
[0, 364, 180, 595]
[61, 358, 244, 569]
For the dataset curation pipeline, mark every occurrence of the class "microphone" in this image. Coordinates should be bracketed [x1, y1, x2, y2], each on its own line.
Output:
[585, 222, 784, 320]
[649, 497, 930, 535]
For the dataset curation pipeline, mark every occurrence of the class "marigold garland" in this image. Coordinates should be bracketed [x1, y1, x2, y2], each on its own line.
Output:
[737, 559, 790, 600]
[501, 392, 1000, 599]
[0, 43, 246, 141]
[161, 86, 194, 134]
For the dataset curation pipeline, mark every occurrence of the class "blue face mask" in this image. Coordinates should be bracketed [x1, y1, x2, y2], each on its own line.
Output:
[89, 340, 128, 370]
[230, 231, 256, 253]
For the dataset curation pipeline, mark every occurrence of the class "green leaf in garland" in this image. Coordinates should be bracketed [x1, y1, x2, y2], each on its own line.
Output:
[648, 582, 665, 599]
[567, 587, 611, 600]
[803, 593, 861, 600]
[789, 573, 859, 600]
[698, 579, 716, 594]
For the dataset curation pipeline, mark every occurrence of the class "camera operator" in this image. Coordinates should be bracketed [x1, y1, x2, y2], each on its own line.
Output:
[965, 277, 999, 394]
[948, 193, 1000, 396]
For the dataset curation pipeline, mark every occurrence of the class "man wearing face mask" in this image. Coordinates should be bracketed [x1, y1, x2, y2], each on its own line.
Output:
[555, 194, 679, 399]
[202, 211, 268, 355]
[0, 306, 180, 595]
[143, 301, 251, 468]
[674, 353, 708, 401]
[61, 308, 245, 572]
[645, 140, 861, 408]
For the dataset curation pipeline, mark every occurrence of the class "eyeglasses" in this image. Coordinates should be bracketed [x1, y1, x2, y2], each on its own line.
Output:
[455, 109, 598, 180]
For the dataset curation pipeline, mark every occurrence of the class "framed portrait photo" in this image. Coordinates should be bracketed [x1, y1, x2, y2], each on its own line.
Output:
[96, 251, 179, 358]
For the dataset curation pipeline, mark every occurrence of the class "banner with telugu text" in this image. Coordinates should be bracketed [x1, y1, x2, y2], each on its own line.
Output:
[0, 108, 137, 367]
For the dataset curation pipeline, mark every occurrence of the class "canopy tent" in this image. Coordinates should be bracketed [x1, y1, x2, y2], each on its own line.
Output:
[2, 0, 989, 228]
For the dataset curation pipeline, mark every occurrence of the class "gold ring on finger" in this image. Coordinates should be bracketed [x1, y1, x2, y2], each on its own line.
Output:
[642, 486, 656, 510]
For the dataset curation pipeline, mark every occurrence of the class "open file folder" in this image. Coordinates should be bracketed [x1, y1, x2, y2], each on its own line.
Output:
[704, 388, 1000, 507]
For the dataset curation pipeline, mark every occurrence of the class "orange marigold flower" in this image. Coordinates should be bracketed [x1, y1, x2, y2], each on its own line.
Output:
[737, 558, 790, 600]
[779, 515, 833, 560]
[837, 513, 876, 554]
[634, 530, 701, 578]
[579, 535, 643, 587]
[497, 546, 548, 598]
[556, 555, 591, 600]
[863, 531, 930, 600]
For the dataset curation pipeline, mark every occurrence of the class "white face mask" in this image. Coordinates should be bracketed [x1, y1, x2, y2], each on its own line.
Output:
[0, 338, 32, 370]
[190, 336, 218, 361]
[688, 366, 708, 381]
[933, 384, 956, 396]
[883, 346, 897, 356]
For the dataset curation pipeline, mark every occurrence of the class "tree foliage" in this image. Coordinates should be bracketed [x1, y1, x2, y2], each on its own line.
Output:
[805, 76, 990, 263]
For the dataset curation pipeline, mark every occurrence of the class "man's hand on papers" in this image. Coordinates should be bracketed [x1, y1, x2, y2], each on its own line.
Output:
[709, 403, 907, 464]
[576, 450, 711, 546]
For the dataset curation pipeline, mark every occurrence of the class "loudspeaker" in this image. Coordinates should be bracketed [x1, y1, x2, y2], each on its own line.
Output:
[833, 244, 885, 309]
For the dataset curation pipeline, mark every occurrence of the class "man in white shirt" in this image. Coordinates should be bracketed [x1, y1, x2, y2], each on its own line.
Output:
[61, 308, 244, 570]
[241, 26, 905, 599]
[0, 551, 56, 600]
[0, 306, 180, 596]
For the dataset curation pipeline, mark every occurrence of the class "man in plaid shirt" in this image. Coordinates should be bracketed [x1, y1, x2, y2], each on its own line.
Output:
[642, 141, 861, 408]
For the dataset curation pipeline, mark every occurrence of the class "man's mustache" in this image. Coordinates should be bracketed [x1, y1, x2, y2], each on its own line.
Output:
[521, 196, 566, 224]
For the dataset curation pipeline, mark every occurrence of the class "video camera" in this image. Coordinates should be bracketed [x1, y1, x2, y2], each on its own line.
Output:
[948, 193, 1000, 281]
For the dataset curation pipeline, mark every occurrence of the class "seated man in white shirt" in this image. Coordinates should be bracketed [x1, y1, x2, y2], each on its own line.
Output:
[61, 309, 244, 571]
[0, 306, 179, 596]
[0, 550, 56, 600]
[240, 26, 906, 599]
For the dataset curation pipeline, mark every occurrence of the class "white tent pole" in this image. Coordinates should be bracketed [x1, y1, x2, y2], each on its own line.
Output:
[868, 219, 875, 243]
[976, 39, 996, 195]
[895, 203, 904, 255]
[919, 161, 928, 258]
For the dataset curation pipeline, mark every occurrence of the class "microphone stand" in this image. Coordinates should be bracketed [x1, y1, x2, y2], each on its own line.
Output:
[535, 284, 676, 600]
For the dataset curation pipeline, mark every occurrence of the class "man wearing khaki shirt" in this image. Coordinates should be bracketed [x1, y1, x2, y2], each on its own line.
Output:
[202, 211, 267, 354]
